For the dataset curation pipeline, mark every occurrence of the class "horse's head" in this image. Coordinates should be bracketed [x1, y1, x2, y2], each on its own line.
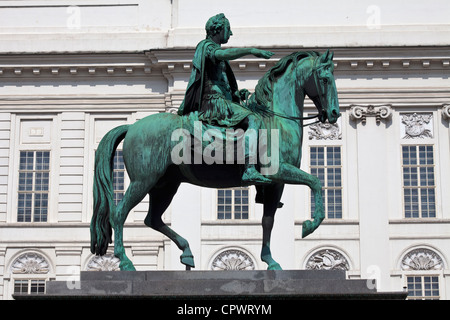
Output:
[303, 50, 340, 124]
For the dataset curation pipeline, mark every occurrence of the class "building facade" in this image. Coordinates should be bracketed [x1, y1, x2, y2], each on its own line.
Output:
[0, 0, 449, 299]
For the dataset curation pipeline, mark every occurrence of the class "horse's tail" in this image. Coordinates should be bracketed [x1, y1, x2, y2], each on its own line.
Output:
[90, 125, 129, 256]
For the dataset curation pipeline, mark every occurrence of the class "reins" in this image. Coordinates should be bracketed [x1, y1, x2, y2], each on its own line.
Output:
[252, 56, 326, 126]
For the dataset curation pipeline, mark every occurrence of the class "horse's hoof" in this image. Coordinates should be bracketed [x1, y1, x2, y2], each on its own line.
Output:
[267, 262, 282, 270]
[302, 220, 313, 238]
[181, 255, 195, 268]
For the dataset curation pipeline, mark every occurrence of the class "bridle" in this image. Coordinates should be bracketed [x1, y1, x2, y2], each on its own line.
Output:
[256, 56, 328, 126]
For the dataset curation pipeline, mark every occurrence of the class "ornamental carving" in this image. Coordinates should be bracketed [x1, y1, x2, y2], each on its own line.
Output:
[350, 104, 392, 124]
[401, 113, 433, 139]
[441, 104, 450, 120]
[211, 249, 255, 271]
[308, 122, 341, 140]
[11, 252, 50, 274]
[86, 254, 120, 271]
[401, 249, 443, 271]
[305, 249, 349, 270]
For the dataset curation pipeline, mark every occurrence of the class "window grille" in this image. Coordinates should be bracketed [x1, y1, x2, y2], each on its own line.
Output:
[18, 151, 50, 222]
[217, 188, 249, 220]
[402, 145, 436, 218]
[310, 146, 342, 219]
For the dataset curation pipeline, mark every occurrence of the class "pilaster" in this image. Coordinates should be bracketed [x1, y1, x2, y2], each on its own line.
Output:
[350, 104, 393, 291]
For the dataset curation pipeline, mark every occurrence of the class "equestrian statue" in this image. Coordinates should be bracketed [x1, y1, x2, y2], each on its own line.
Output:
[91, 13, 341, 271]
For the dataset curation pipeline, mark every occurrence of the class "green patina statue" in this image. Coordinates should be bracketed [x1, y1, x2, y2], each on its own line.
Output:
[91, 13, 340, 271]
[178, 13, 274, 185]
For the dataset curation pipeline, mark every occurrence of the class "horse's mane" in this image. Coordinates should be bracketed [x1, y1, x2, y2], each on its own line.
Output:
[253, 51, 320, 110]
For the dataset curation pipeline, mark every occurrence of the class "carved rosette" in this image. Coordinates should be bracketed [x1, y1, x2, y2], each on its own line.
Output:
[401, 113, 433, 139]
[401, 249, 444, 271]
[308, 122, 341, 140]
[305, 249, 349, 270]
[211, 249, 255, 271]
[350, 104, 392, 124]
[11, 253, 50, 274]
[86, 254, 120, 271]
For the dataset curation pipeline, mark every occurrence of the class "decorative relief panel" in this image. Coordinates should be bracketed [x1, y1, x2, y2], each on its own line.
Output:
[441, 104, 450, 120]
[86, 254, 120, 271]
[11, 252, 50, 274]
[211, 249, 255, 271]
[20, 119, 52, 144]
[305, 249, 349, 270]
[401, 248, 444, 271]
[400, 113, 433, 139]
[308, 122, 341, 140]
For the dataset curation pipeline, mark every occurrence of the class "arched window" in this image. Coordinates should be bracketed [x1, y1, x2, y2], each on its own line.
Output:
[11, 252, 50, 295]
[400, 248, 444, 300]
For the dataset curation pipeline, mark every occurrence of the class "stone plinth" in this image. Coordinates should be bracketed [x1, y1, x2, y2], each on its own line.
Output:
[13, 270, 407, 300]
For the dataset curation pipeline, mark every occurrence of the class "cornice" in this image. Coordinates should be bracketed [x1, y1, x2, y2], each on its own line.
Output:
[0, 46, 448, 78]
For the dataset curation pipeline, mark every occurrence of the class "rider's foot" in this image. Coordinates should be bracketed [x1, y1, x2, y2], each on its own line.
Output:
[242, 167, 271, 185]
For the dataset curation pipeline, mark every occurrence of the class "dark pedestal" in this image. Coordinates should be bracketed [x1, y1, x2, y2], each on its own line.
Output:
[14, 270, 407, 300]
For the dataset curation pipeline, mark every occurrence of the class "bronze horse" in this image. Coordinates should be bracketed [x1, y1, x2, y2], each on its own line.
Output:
[91, 50, 340, 270]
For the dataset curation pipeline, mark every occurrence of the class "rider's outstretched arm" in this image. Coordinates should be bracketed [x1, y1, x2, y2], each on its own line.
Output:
[215, 48, 274, 61]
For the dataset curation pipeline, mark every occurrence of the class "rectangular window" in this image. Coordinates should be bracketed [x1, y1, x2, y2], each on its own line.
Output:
[18, 151, 50, 222]
[407, 276, 439, 300]
[217, 188, 249, 220]
[113, 150, 125, 205]
[310, 146, 342, 219]
[14, 279, 46, 295]
[402, 145, 436, 218]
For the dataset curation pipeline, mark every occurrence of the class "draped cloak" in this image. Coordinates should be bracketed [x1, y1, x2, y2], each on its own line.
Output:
[177, 38, 251, 127]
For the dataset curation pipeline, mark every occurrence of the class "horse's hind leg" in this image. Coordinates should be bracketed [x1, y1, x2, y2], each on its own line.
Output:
[144, 181, 195, 268]
[261, 183, 284, 270]
[112, 180, 150, 271]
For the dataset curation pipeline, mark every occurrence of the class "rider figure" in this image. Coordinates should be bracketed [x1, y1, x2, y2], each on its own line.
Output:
[178, 13, 274, 185]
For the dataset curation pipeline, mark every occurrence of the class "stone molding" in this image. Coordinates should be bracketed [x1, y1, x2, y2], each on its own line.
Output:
[0, 46, 448, 78]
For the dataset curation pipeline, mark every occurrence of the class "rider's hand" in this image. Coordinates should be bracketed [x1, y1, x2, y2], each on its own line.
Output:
[252, 49, 274, 59]
[238, 89, 250, 101]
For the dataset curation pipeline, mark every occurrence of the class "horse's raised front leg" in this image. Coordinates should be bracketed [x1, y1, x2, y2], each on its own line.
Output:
[272, 163, 324, 238]
[144, 181, 195, 269]
[260, 184, 284, 270]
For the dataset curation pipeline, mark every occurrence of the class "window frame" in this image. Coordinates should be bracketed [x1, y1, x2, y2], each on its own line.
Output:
[17, 150, 51, 222]
[405, 274, 440, 300]
[13, 279, 46, 295]
[401, 144, 437, 219]
[217, 187, 250, 220]
[8, 114, 58, 223]
[309, 145, 343, 219]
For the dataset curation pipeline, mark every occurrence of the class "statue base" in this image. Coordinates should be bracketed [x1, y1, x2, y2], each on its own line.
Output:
[14, 269, 406, 300]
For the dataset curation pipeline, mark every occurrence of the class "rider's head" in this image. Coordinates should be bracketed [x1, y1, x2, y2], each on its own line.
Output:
[206, 13, 232, 44]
